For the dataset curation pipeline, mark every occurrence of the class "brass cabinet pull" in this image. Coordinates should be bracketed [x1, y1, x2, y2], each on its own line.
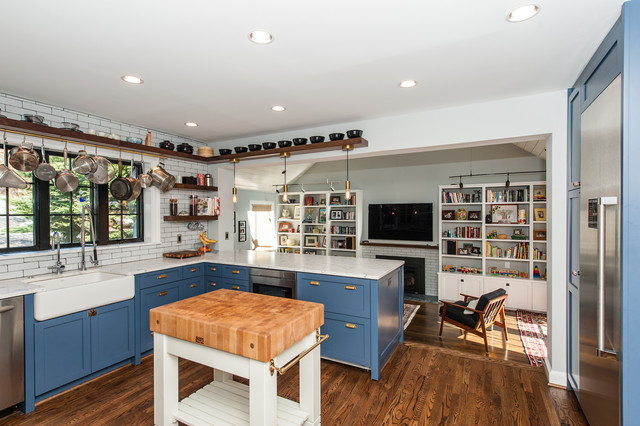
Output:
[158, 291, 168, 296]
[345, 285, 356, 290]
[210, 282, 217, 287]
[88, 309, 97, 317]
[190, 283, 198, 288]
[232, 270, 240, 274]
[157, 274, 167, 279]
[232, 285, 240, 290]
[210, 267, 217, 272]
[345, 323, 356, 329]
[310, 281, 320, 286]
[190, 268, 197, 272]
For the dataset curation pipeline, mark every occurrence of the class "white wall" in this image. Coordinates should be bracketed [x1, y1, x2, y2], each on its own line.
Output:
[232, 189, 276, 250]
[212, 90, 568, 386]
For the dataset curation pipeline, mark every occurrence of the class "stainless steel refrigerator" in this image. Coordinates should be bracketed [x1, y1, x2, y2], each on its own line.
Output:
[579, 73, 622, 425]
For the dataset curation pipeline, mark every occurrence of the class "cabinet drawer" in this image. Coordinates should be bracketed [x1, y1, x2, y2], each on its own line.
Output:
[140, 282, 181, 352]
[205, 263, 222, 277]
[204, 278, 221, 292]
[320, 313, 370, 367]
[138, 268, 181, 289]
[181, 264, 203, 278]
[222, 265, 248, 280]
[221, 279, 249, 292]
[179, 278, 204, 299]
[299, 275, 369, 318]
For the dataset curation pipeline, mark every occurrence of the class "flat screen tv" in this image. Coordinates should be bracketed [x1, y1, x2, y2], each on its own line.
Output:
[368, 203, 433, 242]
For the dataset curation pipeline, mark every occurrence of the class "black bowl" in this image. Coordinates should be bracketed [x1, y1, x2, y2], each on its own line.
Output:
[262, 142, 276, 149]
[177, 145, 194, 154]
[234, 146, 248, 153]
[309, 136, 325, 143]
[248, 144, 262, 151]
[346, 129, 363, 138]
[292, 138, 307, 146]
[329, 133, 345, 141]
[219, 148, 232, 156]
[159, 140, 175, 151]
[278, 140, 292, 148]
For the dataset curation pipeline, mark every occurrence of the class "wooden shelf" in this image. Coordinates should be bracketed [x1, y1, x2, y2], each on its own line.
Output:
[163, 215, 218, 222]
[173, 183, 218, 191]
[0, 117, 368, 164]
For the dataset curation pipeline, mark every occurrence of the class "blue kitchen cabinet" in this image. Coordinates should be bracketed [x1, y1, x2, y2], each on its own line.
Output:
[34, 298, 134, 397]
[179, 277, 205, 299]
[298, 267, 403, 380]
[139, 281, 181, 353]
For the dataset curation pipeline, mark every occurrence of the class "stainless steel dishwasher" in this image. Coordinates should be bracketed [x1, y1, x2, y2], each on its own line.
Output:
[0, 296, 24, 412]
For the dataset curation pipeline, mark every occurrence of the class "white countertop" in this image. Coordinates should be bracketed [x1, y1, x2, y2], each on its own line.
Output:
[0, 250, 404, 300]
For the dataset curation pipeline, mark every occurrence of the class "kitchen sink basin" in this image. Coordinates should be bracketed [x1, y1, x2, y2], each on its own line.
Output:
[29, 271, 135, 321]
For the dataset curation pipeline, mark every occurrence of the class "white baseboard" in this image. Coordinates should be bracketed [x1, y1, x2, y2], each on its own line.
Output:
[544, 357, 567, 388]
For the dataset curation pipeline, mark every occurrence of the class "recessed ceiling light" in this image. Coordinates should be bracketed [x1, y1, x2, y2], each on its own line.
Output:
[507, 4, 540, 22]
[121, 75, 143, 84]
[249, 30, 273, 44]
[399, 80, 418, 88]
[184, 122, 198, 127]
[271, 105, 286, 112]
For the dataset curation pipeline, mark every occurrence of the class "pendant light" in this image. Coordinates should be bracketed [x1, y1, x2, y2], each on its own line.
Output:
[505, 172, 511, 188]
[280, 152, 290, 202]
[230, 158, 238, 203]
[343, 144, 353, 200]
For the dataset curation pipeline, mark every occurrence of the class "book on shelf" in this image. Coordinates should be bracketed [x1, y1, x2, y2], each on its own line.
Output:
[484, 241, 529, 259]
[486, 188, 529, 203]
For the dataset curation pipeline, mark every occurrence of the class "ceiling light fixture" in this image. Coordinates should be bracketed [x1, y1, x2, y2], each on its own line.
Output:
[184, 122, 198, 127]
[230, 158, 239, 203]
[249, 30, 273, 44]
[271, 105, 286, 112]
[399, 80, 417, 88]
[505, 172, 511, 188]
[280, 152, 291, 202]
[121, 75, 143, 84]
[507, 4, 540, 22]
[343, 144, 353, 200]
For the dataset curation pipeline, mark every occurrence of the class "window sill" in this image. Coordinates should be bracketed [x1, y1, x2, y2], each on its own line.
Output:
[0, 240, 160, 260]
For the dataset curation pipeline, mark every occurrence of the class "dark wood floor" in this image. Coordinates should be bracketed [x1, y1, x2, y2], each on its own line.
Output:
[4, 301, 586, 425]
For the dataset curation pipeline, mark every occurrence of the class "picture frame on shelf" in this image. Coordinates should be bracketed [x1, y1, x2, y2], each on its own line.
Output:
[534, 208, 547, 221]
[305, 236, 318, 247]
[491, 204, 518, 224]
[320, 199, 326, 205]
[513, 228, 523, 236]
[471, 247, 481, 255]
[468, 211, 481, 220]
[442, 210, 455, 220]
[533, 188, 546, 201]
[319, 208, 327, 223]
[330, 210, 343, 220]
[279, 235, 287, 245]
[293, 205, 300, 219]
[533, 230, 547, 241]
[322, 236, 326, 247]
[279, 222, 291, 232]
[330, 195, 341, 205]
[305, 197, 314, 206]
[457, 247, 469, 256]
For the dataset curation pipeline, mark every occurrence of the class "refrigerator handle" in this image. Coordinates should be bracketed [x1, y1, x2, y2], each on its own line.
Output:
[597, 196, 617, 357]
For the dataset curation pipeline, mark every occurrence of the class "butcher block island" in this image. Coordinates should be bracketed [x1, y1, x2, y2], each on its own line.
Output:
[150, 289, 325, 426]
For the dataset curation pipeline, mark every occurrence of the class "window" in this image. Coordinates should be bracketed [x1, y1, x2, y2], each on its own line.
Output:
[249, 203, 275, 250]
[0, 145, 143, 253]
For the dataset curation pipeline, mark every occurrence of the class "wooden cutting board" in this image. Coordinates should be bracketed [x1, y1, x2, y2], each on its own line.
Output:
[149, 289, 324, 362]
[162, 250, 203, 259]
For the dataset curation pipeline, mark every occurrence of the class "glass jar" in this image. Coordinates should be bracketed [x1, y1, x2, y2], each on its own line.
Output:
[189, 195, 198, 216]
[169, 199, 178, 216]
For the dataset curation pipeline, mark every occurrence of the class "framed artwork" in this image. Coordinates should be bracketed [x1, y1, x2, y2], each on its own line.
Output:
[468, 211, 481, 220]
[279, 235, 287, 245]
[238, 220, 246, 242]
[491, 204, 517, 224]
[330, 195, 341, 205]
[305, 197, 314, 206]
[471, 247, 481, 255]
[513, 228, 523, 236]
[533, 188, 546, 201]
[305, 236, 318, 247]
[322, 236, 327, 247]
[319, 208, 327, 223]
[534, 208, 547, 221]
[330, 210, 343, 220]
[293, 205, 301, 219]
[457, 247, 469, 255]
[533, 230, 547, 240]
[442, 210, 455, 220]
[279, 222, 291, 232]
[320, 199, 326, 205]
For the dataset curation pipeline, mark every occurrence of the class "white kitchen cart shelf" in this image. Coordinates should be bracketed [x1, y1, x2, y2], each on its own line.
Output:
[438, 181, 547, 312]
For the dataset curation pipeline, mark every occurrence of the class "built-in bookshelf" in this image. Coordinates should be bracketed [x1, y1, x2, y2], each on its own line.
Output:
[438, 181, 547, 312]
[276, 190, 363, 257]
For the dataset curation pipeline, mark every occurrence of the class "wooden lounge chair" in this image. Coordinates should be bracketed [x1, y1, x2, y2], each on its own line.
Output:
[438, 288, 509, 353]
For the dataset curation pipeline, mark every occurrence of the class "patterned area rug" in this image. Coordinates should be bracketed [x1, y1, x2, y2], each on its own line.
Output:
[516, 310, 548, 367]
[403, 304, 420, 330]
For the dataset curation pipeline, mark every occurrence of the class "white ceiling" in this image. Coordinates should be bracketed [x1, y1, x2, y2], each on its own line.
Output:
[0, 0, 623, 143]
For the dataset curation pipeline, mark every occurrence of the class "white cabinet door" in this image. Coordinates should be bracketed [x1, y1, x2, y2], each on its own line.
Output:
[458, 275, 483, 298]
[531, 281, 547, 312]
[438, 273, 461, 301]
[483, 277, 531, 310]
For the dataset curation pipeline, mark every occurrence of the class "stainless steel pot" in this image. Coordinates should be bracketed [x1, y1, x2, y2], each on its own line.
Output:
[0, 133, 27, 189]
[9, 138, 39, 172]
[33, 140, 57, 181]
[110, 158, 132, 201]
[125, 157, 141, 201]
[149, 162, 176, 192]
[71, 149, 97, 175]
[86, 150, 113, 185]
[54, 147, 79, 193]
[138, 158, 152, 189]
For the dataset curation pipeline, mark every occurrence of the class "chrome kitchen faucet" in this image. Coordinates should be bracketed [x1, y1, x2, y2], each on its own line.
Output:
[48, 231, 65, 274]
[80, 204, 99, 271]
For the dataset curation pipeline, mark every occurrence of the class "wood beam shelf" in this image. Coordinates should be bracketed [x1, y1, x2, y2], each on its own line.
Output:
[172, 183, 218, 191]
[0, 117, 368, 164]
[163, 215, 218, 222]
